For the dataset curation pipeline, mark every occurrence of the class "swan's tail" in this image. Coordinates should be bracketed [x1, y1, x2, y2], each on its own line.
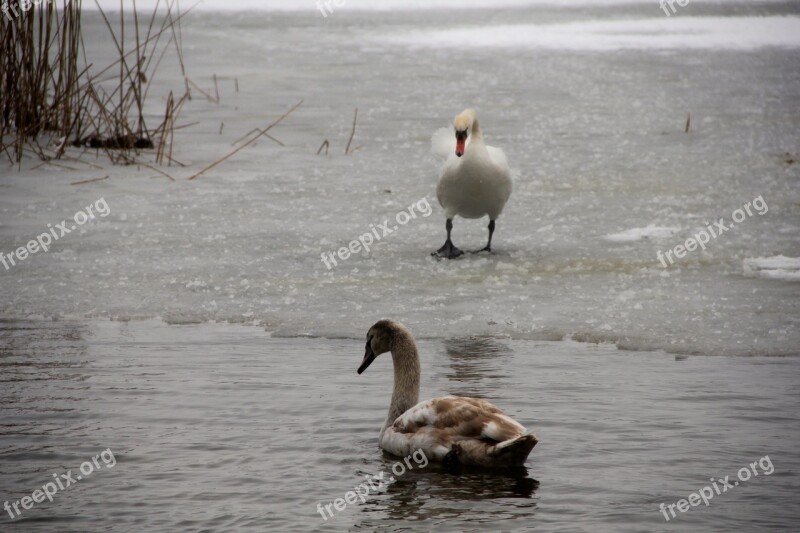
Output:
[494, 433, 538, 467]
[453, 433, 538, 468]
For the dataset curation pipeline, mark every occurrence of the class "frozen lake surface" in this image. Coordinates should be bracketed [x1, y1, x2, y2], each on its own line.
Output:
[1, 2, 800, 531]
[1, 3, 799, 356]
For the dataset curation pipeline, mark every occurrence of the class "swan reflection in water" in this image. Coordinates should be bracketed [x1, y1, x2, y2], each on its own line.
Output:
[355, 455, 539, 524]
[441, 335, 513, 396]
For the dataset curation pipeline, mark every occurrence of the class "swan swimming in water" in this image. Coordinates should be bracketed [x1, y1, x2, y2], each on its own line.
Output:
[431, 109, 512, 259]
[357, 320, 537, 468]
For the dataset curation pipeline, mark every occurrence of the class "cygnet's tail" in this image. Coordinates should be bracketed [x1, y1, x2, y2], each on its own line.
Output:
[453, 433, 538, 468]
[494, 433, 538, 467]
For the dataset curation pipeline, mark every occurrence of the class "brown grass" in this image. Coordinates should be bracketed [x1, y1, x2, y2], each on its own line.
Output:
[0, 0, 192, 166]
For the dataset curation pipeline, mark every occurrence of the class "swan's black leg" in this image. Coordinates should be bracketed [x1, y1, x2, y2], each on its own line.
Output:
[472, 219, 496, 254]
[433, 219, 463, 259]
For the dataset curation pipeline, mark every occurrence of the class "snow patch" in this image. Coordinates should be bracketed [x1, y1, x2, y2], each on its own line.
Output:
[384, 17, 800, 51]
[743, 256, 800, 282]
[603, 225, 680, 243]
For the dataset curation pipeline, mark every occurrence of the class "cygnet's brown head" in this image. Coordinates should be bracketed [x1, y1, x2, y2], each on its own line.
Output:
[357, 319, 410, 374]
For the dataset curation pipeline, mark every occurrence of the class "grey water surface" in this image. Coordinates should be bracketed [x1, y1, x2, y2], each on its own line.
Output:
[1, 320, 799, 532]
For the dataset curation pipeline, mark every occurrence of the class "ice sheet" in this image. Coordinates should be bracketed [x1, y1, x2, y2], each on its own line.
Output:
[384, 17, 800, 51]
[1, 5, 798, 357]
[604, 225, 680, 243]
[743, 255, 800, 281]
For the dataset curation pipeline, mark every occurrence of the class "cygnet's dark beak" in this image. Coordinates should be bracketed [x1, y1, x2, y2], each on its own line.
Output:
[358, 341, 377, 375]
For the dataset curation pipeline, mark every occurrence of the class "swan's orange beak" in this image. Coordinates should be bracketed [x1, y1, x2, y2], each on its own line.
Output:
[455, 130, 468, 157]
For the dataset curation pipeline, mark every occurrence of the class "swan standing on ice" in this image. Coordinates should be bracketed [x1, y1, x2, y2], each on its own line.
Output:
[357, 320, 537, 468]
[431, 109, 512, 259]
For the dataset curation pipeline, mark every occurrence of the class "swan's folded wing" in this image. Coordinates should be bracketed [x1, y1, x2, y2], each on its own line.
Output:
[431, 127, 455, 160]
[392, 396, 526, 443]
[487, 145, 511, 176]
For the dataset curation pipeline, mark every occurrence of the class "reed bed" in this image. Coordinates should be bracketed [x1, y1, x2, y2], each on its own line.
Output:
[0, 0, 190, 166]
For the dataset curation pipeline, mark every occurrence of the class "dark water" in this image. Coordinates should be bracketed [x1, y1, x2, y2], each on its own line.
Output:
[1, 319, 798, 532]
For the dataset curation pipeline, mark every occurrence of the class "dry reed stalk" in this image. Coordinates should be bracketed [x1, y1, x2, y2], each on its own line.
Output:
[232, 127, 284, 147]
[138, 162, 175, 181]
[187, 100, 303, 181]
[155, 91, 175, 165]
[345, 107, 358, 155]
[69, 175, 109, 185]
[187, 77, 218, 104]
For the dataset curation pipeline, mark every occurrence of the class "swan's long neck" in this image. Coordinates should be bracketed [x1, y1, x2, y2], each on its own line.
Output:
[383, 330, 421, 433]
[471, 118, 485, 144]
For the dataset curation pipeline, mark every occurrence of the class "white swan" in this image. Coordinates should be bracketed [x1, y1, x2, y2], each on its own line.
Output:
[357, 320, 537, 468]
[431, 109, 512, 259]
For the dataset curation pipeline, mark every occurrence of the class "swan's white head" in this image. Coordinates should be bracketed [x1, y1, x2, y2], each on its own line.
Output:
[453, 108, 477, 157]
[358, 319, 406, 374]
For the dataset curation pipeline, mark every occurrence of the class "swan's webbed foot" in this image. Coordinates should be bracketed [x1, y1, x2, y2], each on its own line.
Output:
[432, 218, 463, 259]
[470, 245, 494, 254]
[433, 240, 464, 259]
